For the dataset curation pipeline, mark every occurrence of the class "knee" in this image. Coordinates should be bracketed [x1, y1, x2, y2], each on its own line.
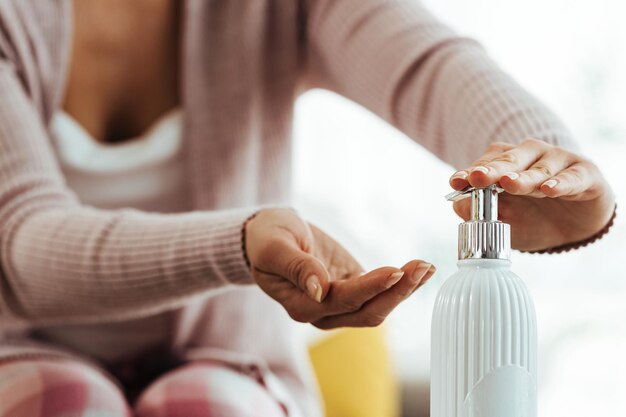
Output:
[135, 362, 286, 417]
[0, 359, 130, 417]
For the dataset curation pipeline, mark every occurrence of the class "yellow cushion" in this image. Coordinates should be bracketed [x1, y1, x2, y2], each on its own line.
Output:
[308, 327, 400, 417]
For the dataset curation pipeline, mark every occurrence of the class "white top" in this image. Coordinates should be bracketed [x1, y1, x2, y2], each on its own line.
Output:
[45, 110, 188, 361]
[51, 109, 189, 213]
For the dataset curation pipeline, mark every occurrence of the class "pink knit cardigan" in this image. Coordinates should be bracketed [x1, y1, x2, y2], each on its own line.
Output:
[0, 0, 575, 411]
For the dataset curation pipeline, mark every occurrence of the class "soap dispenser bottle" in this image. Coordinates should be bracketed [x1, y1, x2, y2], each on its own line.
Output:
[430, 185, 537, 417]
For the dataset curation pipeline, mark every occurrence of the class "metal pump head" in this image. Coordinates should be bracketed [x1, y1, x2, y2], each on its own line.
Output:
[445, 185, 511, 260]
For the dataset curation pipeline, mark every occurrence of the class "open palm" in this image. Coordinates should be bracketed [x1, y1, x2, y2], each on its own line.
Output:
[245, 208, 435, 328]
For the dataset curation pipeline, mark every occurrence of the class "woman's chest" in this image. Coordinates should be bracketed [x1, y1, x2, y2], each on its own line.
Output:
[62, 0, 181, 144]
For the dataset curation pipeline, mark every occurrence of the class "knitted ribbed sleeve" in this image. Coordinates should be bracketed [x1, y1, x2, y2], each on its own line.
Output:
[305, 0, 578, 167]
[0, 62, 256, 325]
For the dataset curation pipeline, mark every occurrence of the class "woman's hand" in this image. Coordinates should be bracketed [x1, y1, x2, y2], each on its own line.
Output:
[245, 208, 435, 329]
[449, 138, 615, 251]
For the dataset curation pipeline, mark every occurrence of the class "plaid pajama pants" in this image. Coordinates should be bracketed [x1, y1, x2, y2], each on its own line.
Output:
[0, 358, 288, 417]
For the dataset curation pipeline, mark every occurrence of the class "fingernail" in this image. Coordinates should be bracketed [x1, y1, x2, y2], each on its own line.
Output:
[451, 170, 468, 180]
[305, 275, 323, 303]
[411, 263, 431, 284]
[420, 265, 436, 285]
[503, 172, 519, 180]
[543, 179, 558, 188]
[471, 166, 489, 174]
[385, 271, 404, 288]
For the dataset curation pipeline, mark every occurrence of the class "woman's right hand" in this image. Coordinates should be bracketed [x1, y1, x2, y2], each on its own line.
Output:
[245, 208, 436, 329]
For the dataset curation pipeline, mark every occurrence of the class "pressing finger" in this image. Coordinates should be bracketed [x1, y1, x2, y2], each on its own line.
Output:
[466, 139, 549, 188]
[450, 141, 514, 190]
[500, 148, 574, 197]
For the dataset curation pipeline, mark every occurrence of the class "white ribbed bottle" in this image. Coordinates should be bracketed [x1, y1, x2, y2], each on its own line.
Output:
[430, 186, 537, 417]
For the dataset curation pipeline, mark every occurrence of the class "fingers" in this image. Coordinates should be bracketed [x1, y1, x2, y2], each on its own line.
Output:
[308, 223, 365, 281]
[539, 161, 600, 200]
[465, 139, 548, 188]
[312, 261, 436, 329]
[499, 148, 575, 197]
[278, 266, 405, 324]
[450, 141, 514, 190]
[323, 266, 406, 313]
[449, 138, 597, 200]
[253, 236, 331, 303]
[450, 138, 551, 190]
[452, 198, 472, 221]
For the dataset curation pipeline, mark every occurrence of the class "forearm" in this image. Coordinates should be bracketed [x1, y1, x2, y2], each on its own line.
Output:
[1, 205, 257, 324]
[304, 0, 578, 167]
[389, 40, 579, 166]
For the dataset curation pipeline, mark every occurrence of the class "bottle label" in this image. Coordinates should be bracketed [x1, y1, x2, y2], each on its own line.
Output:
[464, 365, 537, 417]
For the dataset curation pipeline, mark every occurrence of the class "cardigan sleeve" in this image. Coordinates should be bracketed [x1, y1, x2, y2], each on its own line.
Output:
[303, 0, 578, 167]
[0, 61, 256, 326]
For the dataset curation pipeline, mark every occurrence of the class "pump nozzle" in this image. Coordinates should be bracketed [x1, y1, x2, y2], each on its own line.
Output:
[445, 185, 510, 260]
[445, 185, 504, 222]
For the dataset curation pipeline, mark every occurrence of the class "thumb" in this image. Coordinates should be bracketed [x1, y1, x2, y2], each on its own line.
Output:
[256, 237, 331, 303]
[453, 198, 471, 221]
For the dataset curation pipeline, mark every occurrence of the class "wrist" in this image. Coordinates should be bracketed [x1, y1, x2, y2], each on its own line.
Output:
[523, 203, 617, 254]
[242, 210, 262, 270]
[242, 206, 299, 270]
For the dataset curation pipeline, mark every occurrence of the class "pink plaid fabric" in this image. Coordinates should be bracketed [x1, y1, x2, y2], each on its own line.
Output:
[135, 362, 288, 417]
[0, 359, 131, 417]
[0, 359, 287, 417]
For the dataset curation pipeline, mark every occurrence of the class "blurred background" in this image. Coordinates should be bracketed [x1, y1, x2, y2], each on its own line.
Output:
[293, 0, 626, 415]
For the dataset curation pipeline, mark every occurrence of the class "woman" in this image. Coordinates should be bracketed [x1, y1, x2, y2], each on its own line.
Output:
[0, 0, 615, 416]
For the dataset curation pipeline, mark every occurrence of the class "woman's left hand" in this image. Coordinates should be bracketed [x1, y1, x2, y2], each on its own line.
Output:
[449, 138, 615, 251]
